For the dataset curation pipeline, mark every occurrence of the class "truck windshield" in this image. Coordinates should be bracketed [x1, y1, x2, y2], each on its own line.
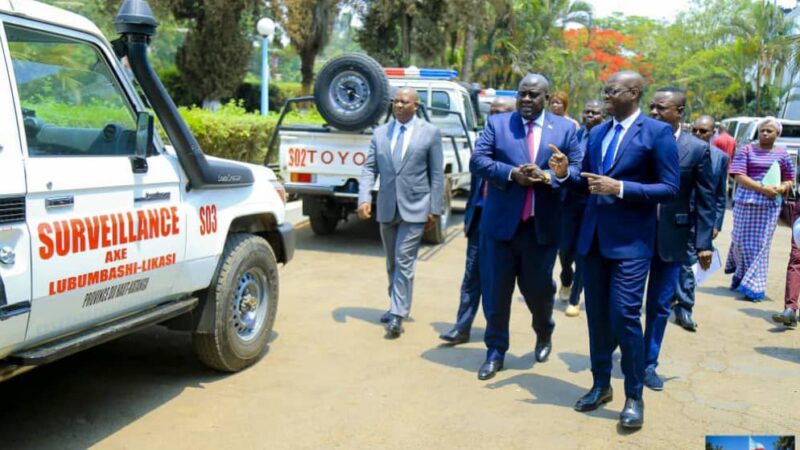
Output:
[5, 24, 137, 157]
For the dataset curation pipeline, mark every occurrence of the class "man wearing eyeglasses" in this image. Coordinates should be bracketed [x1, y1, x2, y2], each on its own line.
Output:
[469, 74, 582, 381]
[642, 88, 715, 394]
[549, 71, 679, 429]
[358, 87, 444, 338]
[670, 115, 729, 331]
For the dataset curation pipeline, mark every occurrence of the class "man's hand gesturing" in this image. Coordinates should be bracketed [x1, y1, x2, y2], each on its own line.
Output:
[548, 144, 569, 178]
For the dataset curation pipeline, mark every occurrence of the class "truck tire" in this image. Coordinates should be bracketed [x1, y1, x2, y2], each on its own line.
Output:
[193, 233, 279, 372]
[309, 212, 338, 235]
[423, 179, 453, 245]
[314, 53, 389, 132]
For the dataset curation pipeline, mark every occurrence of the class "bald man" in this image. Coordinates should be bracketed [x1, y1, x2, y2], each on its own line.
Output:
[550, 71, 679, 428]
[440, 97, 516, 344]
[358, 87, 444, 338]
[672, 115, 730, 330]
[470, 73, 582, 380]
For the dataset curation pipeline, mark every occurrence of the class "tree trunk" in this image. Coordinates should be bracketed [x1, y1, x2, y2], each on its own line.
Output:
[401, 14, 412, 66]
[461, 25, 475, 82]
[300, 50, 316, 96]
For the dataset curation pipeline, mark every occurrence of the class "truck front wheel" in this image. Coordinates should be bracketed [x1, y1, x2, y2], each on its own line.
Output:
[193, 233, 279, 372]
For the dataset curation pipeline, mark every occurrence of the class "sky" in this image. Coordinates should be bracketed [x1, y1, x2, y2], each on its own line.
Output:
[705, 435, 783, 450]
[587, 0, 798, 21]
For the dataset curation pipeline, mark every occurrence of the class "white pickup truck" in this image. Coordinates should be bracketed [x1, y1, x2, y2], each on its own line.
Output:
[273, 55, 480, 244]
[0, 0, 293, 380]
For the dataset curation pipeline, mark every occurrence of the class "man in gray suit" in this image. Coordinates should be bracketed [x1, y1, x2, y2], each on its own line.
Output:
[671, 115, 730, 331]
[358, 87, 444, 338]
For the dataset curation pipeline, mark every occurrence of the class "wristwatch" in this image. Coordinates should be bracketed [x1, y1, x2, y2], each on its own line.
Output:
[542, 171, 552, 184]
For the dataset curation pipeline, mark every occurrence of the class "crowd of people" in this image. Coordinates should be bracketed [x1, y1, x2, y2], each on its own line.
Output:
[356, 70, 797, 431]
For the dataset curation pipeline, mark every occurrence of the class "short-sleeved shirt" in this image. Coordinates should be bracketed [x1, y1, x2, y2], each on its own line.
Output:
[729, 144, 795, 205]
[713, 132, 737, 160]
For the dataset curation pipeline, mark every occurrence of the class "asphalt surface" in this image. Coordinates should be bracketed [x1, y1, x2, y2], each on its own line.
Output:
[1, 200, 798, 449]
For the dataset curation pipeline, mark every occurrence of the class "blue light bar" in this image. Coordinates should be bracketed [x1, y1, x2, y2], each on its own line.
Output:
[419, 68, 459, 79]
[495, 90, 517, 97]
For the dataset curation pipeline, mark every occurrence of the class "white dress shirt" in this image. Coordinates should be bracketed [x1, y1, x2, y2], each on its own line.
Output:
[601, 108, 641, 198]
[389, 116, 416, 161]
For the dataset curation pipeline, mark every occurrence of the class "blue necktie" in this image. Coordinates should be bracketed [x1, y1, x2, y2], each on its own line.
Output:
[393, 125, 406, 166]
[602, 124, 624, 174]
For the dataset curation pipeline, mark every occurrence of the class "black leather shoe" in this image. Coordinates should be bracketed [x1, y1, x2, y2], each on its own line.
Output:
[675, 308, 697, 331]
[619, 398, 644, 429]
[439, 328, 470, 344]
[477, 360, 503, 380]
[772, 308, 798, 328]
[574, 386, 613, 412]
[534, 340, 552, 363]
[385, 316, 404, 337]
[380, 310, 392, 323]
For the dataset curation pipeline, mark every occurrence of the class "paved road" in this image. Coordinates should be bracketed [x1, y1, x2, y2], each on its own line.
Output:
[1, 203, 798, 449]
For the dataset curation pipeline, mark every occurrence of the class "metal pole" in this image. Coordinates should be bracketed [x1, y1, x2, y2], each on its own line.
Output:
[261, 36, 269, 116]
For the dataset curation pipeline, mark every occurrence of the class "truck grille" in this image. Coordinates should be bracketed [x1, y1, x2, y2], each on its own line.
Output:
[0, 197, 25, 225]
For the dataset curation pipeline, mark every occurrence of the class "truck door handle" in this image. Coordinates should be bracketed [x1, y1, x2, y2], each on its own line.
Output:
[45, 196, 74, 209]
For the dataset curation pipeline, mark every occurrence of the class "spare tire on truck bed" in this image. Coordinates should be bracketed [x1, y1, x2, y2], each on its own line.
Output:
[314, 53, 390, 132]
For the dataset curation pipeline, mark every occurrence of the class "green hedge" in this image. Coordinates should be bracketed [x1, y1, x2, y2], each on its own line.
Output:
[177, 102, 278, 165]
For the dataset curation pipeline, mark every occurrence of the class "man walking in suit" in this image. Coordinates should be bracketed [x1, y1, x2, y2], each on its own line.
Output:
[358, 87, 444, 338]
[642, 88, 715, 391]
[440, 97, 516, 345]
[549, 71, 679, 429]
[672, 115, 730, 331]
[558, 100, 604, 317]
[470, 73, 582, 380]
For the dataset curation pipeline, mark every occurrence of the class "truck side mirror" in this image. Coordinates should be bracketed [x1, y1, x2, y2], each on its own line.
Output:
[131, 111, 152, 173]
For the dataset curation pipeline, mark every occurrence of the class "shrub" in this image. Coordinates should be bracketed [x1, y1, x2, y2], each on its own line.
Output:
[176, 101, 279, 165]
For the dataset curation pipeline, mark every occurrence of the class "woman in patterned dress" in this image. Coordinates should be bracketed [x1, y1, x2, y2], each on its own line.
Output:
[725, 117, 795, 301]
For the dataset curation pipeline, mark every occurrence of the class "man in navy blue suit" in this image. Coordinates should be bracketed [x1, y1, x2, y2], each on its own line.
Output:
[470, 74, 582, 381]
[549, 71, 679, 429]
[440, 97, 516, 344]
[642, 88, 715, 392]
[558, 100, 604, 317]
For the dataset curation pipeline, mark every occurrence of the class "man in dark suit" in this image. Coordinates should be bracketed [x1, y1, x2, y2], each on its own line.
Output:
[549, 71, 679, 429]
[672, 115, 730, 331]
[469, 74, 582, 380]
[643, 89, 715, 391]
[558, 100, 604, 317]
[358, 87, 444, 338]
[440, 97, 516, 344]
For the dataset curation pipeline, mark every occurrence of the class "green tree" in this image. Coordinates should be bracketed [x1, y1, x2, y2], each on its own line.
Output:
[168, 0, 262, 110]
[774, 435, 795, 450]
[272, 0, 342, 94]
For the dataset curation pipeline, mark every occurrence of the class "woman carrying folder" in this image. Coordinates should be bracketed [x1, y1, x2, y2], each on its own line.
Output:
[725, 117, 795, 301]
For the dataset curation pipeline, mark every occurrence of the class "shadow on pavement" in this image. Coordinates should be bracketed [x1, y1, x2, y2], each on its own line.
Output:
[696, 285, 738, 298]
[486, 373, 618, 421]
[420, 343, 536, 373]
[331, 306, 386, 326]
[0, 327, 228, 449]
[739, 307, 778, 325]
[754, 346, 800, 364]
[558, 352, 624, 380]
[294, 218, 384, 257]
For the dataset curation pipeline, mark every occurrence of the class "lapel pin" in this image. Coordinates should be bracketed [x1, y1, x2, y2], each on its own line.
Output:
[547, 124, 553, 130]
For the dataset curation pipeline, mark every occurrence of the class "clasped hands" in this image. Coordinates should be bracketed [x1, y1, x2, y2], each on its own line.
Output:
[759, 182, 792, 200]
[547, 144, 621, 196]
